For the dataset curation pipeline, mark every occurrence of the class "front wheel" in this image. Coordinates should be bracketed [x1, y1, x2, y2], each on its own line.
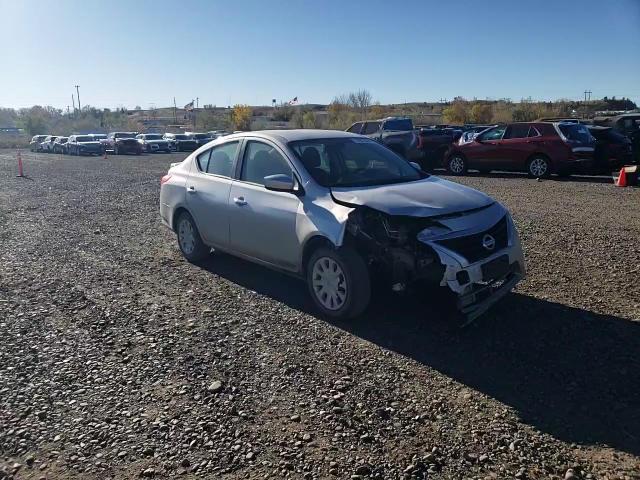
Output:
[306, 246, 370, 320]
[176, 211, 209, 263]
[446, 154, 467, 175]
[527, 156, 551, 178]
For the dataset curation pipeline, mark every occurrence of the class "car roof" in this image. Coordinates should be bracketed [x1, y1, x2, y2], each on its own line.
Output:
[223, 129, 361, 143]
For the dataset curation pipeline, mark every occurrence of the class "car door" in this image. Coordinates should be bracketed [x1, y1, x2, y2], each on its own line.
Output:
[185, 140, 240, 249]
[495, 124, 533, 170]
[465, 125, 506, 169]
[228, 139, 302, 270]
[362, 121, 382, 140]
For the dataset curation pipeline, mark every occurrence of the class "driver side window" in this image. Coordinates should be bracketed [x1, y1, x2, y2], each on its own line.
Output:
[241, 141, 292, 186]
[478, 126, 506, 141]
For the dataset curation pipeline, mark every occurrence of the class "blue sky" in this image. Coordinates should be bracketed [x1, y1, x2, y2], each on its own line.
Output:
[1, 0, 639, 109]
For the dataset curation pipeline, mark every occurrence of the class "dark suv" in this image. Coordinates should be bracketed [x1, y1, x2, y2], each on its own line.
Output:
[346, 117, 421, 161]
[445, 122, 595, 178]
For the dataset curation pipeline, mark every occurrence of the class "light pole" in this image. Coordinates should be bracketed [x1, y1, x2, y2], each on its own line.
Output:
[75, 85, 81, 112]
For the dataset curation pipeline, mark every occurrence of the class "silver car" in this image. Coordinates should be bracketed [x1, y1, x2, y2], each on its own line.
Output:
[160, 130, 525, 324]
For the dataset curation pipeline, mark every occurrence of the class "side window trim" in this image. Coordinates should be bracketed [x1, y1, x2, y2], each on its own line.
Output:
[236, 137, 300, 187]
[528, 126, 541, 137]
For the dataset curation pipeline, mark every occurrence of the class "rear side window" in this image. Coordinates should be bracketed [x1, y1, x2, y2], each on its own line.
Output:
[347, 122, 363, 134]
[558, 124, 593, 143]
[362, 122, 381, 135]
[383, 119, 413, 131]
[197, 141, 238, 177]
[504, 124, 530, 139]
[241, 141, 292, 186]
[528, 126, 541, 137]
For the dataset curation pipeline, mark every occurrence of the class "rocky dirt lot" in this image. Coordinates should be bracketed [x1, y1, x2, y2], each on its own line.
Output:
[0, 150, 639, 480]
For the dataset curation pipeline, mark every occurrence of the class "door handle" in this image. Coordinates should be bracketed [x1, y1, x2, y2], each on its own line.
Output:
[187, 186, 196, 193]
[233, 197, 247, 206]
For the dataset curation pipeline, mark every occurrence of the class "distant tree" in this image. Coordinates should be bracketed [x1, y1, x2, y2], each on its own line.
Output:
[302, 111, 318, 129]
[470, 103, 493, 124]
[272, 102, 293, 121]
[442, 101, 469, 124]
[232, 104, 252, 131]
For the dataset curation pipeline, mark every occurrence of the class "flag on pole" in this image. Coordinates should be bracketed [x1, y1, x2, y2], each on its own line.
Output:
[288, 96, 298, 105]
[184, 100, 194, 111]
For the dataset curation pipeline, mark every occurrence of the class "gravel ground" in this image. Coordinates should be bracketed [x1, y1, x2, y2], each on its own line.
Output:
[1, 149, 639, 480]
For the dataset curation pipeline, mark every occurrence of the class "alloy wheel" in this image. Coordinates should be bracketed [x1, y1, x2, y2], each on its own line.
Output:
[449, 156, 465, 174]
[529, 158, 548, 177]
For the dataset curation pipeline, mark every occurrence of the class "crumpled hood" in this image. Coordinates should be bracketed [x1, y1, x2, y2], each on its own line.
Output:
[331, 176, 494, 217]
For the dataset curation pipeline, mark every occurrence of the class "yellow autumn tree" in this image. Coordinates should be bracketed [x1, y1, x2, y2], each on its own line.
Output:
[232, 104, 252, 131]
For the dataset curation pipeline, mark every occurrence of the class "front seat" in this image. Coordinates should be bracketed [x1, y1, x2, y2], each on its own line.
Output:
[300, 148, 329, 185]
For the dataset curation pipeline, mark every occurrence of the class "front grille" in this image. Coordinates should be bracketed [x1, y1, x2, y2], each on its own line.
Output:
[435, 215, 508, 263]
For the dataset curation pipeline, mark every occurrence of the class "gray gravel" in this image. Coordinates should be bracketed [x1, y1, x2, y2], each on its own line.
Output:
[0, 150, 639, 479]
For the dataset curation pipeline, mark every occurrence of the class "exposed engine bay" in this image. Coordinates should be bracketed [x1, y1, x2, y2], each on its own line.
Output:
[344, 206, 446, 289]
[342, 203, 525, 325]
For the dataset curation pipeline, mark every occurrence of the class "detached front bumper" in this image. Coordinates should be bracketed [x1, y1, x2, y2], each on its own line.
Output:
[421, 209, 526, 324]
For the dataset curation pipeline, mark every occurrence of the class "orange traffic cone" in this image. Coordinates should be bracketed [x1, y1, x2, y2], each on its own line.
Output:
[16, 150, 24, 177]
[615, 167, 627, 187]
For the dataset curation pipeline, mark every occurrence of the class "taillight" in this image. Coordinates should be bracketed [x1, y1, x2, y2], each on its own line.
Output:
[160, 174, 172, 185]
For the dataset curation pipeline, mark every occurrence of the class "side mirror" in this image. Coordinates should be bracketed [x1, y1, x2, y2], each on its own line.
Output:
[409, 161, 421, 170]
[264, 174, 296, 193]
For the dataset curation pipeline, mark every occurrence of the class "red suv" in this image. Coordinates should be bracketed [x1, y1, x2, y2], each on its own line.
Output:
[445, 122, 595, 178]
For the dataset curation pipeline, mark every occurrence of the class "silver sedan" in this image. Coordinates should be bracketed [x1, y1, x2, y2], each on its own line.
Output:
[160, 130, 525, 324]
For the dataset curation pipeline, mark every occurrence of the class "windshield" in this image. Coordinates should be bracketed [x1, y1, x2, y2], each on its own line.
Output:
[76, 136, 94, 142]
[559, 124, 594, 144]
[289, 137, 423, 188]
[144, 134, 163, 140]
[115, 133, 136, 138]
[174, 135, 190, 140]
[383, 119, 413, 131]
[193, 133, 210, 139]
[92, 134, 106, 140]
[58, 138, 68, 144]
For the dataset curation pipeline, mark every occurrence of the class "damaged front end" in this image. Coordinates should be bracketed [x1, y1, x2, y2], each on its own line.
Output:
[343, 201, 525, 325]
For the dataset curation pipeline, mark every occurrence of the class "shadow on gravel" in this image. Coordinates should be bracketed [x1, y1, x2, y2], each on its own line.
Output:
[201, 253, 640, 456]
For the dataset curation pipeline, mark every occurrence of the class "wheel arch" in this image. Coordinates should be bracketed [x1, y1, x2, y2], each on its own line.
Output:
[300, 235, 336, 276]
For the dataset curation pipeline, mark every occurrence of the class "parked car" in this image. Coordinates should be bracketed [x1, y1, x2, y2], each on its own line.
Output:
[588, 126, 634, 172]
[346, 117, 421, 161]
[103, 132, 142, 155]
[415, 128, 456, 170]
[52, 136, 69, 154]
[190, 132, 214, 147]
[593, 114, 640, 164]
[29, 135, 48, 151]
[67, 135, 105, 156]
[136, 133, 172, 153]
[159, 130, 525, 325]
[90, 134, 107, 142]
[40, 135, 59, 153]
[445, 122, 595, 177]
[164, 133, 198, 152]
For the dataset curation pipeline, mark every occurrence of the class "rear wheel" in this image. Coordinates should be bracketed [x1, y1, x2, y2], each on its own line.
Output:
[527, 155, 551, 178]
[176, 211, 209, 263]
[446, 154, 467, 175]
[306, 246, 370, 320]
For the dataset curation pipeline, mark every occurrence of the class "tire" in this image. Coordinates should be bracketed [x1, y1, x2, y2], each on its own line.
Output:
[527, 155, 551, 178]
[176, 211, 209, 263]
[114, 145, 119, 155]
[446, 154, 467, 175]
[306, 246, 370, 320]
